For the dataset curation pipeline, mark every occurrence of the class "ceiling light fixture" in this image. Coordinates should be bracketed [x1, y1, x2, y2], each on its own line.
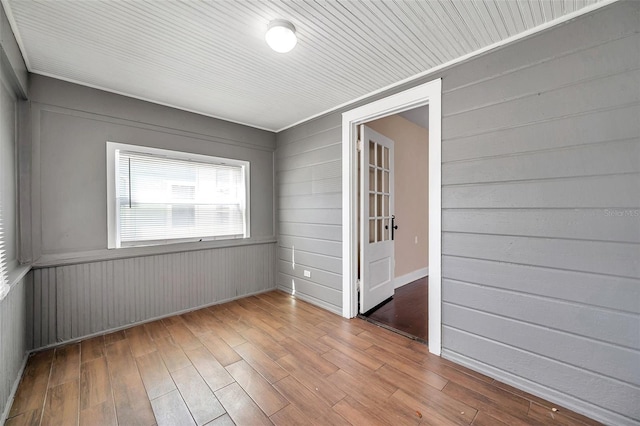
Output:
[265, 20, 297, 53]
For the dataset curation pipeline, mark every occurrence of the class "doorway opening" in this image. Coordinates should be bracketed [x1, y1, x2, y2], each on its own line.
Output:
[341, 79, 442, 355]
[359, 107, 430, 342]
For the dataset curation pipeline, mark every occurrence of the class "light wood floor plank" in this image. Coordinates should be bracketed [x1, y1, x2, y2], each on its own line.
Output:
[376, 364, 476, 423]
[215, 383, 272, 426]
[320, 335, 383, 371]
[80, 335, 105, 364]
[226, 360, 289, 416]
[333, 395, 419, 426]
[185, 346, 234, 392]
[79, 357, 112, 410]
[125, 324, 157, 358]
[205, 413, 235, 426]
[366, 344, 448, 390]
[239, 327, 289, 360]
[48, 344, 80, 388]
[79, 400, 116, 426]
[200, 332, 242, 367]
[136, 350, 176, 399]
[234, 342, 289, 384]
[106, 340, 156, 426]
[150, 389, 196, 426]
[278, 337, 338, 376]
[181, 311, 214, 336]
[328, 369, 396, 408]
[103, 330, 125, 346]
[167, 322, 203, 351]
[155, 335, 192, 372]
[41, 380, 79, 426]
[203, 317, 247, 347]
[171, 365, 226, 425]
[5, 409, 42, 426]
[143, 319, 171, 340]
[276, 354, 346, 407]
[7, 351, 53, 419]
[272, 375, 331, 420]
[390, 387, 474, 425]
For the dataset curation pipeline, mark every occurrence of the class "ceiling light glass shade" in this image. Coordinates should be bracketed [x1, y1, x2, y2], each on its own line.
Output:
[265, 20, 297, 53]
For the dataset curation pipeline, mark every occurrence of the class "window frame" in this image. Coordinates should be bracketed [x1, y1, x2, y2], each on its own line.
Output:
[106, 142, 251, 249]
[0, 64, 18, 300]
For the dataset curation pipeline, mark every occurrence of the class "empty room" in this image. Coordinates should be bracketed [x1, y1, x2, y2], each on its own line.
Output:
[0, 0, 638, 425]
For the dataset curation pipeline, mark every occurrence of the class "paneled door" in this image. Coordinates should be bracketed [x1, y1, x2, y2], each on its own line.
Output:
[359, 125, 395, 314]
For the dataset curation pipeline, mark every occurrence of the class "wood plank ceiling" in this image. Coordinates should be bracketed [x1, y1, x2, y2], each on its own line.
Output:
[3, 0, 610, 131]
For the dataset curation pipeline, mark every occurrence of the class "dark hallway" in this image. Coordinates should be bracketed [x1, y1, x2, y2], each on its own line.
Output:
[364, 277, 428, 342]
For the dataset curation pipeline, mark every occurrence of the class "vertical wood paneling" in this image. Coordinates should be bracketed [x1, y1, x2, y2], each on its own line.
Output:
[0, 275, 28, 421]
[27, 243, 276, 350]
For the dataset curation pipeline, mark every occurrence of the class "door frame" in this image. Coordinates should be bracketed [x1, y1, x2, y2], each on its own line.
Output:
[341, 79, 442, 355]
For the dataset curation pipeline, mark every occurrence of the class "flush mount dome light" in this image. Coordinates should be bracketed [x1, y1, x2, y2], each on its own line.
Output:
[265, 20, 297, 53]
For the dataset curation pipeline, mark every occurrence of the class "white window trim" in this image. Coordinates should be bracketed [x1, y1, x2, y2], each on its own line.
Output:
[106, 142, 251, 249]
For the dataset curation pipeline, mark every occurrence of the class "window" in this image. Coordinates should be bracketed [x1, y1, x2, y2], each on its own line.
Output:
[0, 70, 17, 300]
[0, 202, 8, 299]
[107, 143, 250, 248]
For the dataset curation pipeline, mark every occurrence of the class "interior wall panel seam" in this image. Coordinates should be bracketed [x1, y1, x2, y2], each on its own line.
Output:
[441, 101, 640, 142]
[442, 31, 637, 95]
[443, 66, 640, 118]
[442, 300, 640, 344]
[441, 171, 640, 187]
[442, 136, 640, 165]
[441, 324, 640, 389]
[439, 229, 640, 245]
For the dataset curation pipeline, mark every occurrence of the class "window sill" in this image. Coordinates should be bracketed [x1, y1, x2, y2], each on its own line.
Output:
[32, 236, 277, 269]
[0, 264, 32, 301]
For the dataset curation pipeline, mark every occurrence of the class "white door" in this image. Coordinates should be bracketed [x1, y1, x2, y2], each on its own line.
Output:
[359, 125, 395, 314]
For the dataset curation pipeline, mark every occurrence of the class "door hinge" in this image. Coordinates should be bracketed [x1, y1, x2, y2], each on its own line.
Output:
[357, 279, 362, 293]
[357, 139, 363, 152]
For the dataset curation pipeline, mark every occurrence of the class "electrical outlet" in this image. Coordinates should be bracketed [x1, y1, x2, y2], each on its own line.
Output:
[415, 236, 418, 244]
[303, 270, 311, 278]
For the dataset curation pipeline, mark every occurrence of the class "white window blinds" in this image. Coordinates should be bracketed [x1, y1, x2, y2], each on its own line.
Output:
[0, 201, 8, 299]
[111, 146, 248, 248]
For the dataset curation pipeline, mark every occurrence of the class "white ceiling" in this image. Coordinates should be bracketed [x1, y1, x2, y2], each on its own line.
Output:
[3, 0, 610, 132]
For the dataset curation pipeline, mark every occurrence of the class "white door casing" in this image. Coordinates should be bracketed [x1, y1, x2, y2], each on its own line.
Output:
[341, 78, 442, 356]
[359, 125, 395, 313]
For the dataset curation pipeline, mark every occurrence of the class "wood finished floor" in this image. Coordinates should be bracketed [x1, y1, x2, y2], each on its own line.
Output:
[5, 290, 601, 426]
[366, 278, 428, 341]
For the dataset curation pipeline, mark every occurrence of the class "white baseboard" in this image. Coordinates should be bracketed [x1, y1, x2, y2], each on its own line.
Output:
[394, 267, 429, 289]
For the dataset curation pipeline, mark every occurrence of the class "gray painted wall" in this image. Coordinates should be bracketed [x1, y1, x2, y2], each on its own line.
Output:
[28, 75, 276, 260]
[275, 2, 640, 424]
[0, 275, 27, 421]
[23, 75, 278, 349]
[276, 123, 343, 314]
